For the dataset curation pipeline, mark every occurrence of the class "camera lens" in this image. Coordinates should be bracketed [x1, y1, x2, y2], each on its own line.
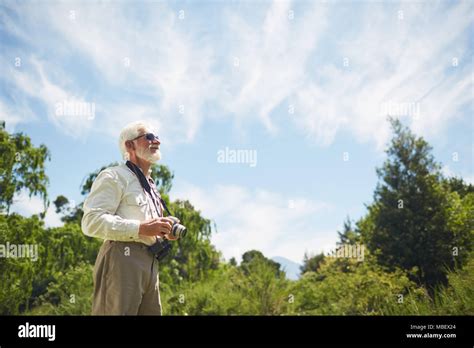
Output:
[168, 217, 187, 239]
[171, 223, 186, 238]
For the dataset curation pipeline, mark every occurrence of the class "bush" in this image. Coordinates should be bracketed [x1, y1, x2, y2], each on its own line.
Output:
[28, 263, 94, 315]
[162, 258, 290, 315]
[288, 256, 429, 315]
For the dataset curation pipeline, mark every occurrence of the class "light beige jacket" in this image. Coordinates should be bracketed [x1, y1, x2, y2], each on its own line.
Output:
[81, 164, 162, 246]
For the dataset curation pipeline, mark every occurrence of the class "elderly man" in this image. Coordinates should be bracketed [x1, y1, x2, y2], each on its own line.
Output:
[82, 121, 177, 315]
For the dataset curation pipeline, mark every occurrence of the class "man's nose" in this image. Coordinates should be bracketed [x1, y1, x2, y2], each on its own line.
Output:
[152, 138, 160, 145]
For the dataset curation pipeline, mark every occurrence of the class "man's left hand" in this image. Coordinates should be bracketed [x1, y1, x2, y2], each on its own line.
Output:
[164, 233, 179, 241]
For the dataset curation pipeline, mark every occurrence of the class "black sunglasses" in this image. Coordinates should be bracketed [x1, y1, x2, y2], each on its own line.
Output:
[130, 133, 160, 142]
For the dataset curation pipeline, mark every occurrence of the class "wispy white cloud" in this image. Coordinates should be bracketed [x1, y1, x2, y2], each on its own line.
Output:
[292, 1, 473, 150]
[14, 58, 95, 137]
[173, 181, 334, 263]
[0, 98, 36, 132]
[222, 0, 328, 134]
[40, 2, 222, 143]
[1, 0, 471, 150]
[1, 1, 222, 143]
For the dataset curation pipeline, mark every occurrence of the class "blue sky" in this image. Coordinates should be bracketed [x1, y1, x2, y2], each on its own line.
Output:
[1, 0, 473, 264]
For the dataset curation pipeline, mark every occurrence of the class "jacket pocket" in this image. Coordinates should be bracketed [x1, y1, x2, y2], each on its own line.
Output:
[126, 195, 147, 207]
[124, 193, 149, 217]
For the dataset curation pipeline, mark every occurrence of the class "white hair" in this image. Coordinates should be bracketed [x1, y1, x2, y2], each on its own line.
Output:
[118, 121, 151, 160]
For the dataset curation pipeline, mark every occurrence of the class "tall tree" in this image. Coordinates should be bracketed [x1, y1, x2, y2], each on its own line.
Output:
[362, 117, 472, 288]
[0, 127, 50, 214]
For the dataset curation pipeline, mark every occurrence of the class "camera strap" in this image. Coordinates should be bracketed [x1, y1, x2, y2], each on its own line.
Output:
[126, 160, 174, 261]
[125, 160, 172, 217]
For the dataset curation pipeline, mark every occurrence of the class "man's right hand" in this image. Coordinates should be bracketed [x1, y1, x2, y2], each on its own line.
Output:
[139, 217, 174, 237]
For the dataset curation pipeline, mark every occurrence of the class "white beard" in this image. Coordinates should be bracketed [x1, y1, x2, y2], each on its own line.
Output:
[136, 145, 161, 163]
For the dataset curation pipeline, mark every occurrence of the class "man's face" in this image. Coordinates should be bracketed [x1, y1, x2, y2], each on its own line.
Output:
[131, 128, 161, 163]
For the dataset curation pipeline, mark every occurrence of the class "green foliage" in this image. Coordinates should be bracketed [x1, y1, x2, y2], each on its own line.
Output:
[29, 263, 94, 315]
[0, 213, 101, 314]
[0, 214, 44, 314]
[443, 177, 474, 198]
[290, 255, 429, 315]
[151, 164, 174, 195]
[433, 255, 474, 314]
[300, 252, 325, 275]
[382, 255, 474, 315]
[158, 197, 221, 286]
[361, 118, 472, 288]
[162, 266, 239, 315]
[337, 216, 360, 245]
[52, 195, 84, 224]
[236, 255, 289, 315]
[80, 162, 120, 196]
[0, 128, 50, 213]
[53, 195, 70, 214]
[162, 255, 289, 315]
[240, 250, 283, 277]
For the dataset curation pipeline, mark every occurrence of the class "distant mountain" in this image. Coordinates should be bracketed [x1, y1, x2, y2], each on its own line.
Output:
[272, 256, 301, 280]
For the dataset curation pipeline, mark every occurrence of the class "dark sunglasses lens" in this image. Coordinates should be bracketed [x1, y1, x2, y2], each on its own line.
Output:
[145, 133, 159, 141]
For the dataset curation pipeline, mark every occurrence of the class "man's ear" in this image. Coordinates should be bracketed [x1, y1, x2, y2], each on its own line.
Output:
[126, 140, 135, 151]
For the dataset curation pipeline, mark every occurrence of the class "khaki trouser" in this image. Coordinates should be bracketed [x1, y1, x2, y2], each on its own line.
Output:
[92, 240, 162, 315]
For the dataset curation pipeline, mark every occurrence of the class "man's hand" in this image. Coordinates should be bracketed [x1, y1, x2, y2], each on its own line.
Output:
[164, 233, 178, 241]
[139, 217, 174, 237]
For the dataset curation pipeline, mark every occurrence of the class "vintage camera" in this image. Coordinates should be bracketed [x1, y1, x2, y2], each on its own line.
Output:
[148, 217, 186, 261]
[168, 216, 187, 239]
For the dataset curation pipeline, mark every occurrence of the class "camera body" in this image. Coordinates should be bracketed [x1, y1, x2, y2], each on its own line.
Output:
[148, 216, 187, 261]
[148, 238, 172, 261]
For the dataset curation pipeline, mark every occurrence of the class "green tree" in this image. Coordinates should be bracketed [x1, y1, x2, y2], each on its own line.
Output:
[300, 252, 325, 275]
[159, 198, 221, 287]
[53, 195, 69, 214]
[337, 216, 360, 245]
[443, 177, 474, 199]
[361, 118, 473, 289]
[152, 165, 174, 195]
[237, 255, 289, 315]
[240, 250, 283, 277]
[52, 195, 83, 224]
[0, 127, 50, 214]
